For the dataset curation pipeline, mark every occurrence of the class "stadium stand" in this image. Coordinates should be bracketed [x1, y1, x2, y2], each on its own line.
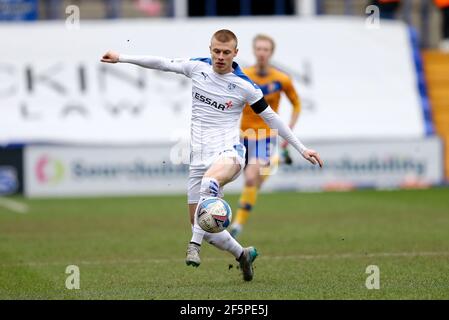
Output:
[21, 0, 448, 49]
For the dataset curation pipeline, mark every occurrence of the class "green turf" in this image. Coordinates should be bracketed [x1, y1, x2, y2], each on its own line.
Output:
[1, 188, 449, 299]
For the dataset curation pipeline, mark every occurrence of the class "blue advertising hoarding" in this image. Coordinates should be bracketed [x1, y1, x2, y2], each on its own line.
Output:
[0, 0, 38, 21]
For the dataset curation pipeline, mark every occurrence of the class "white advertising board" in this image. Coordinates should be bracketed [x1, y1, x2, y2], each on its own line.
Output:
[1, 17, 424, 145]
[24, 137, 443, 198]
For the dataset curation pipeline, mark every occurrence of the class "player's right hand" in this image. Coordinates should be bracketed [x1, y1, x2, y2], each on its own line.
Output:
[101, 51, 120, 63]
[302, 149, 323, 168]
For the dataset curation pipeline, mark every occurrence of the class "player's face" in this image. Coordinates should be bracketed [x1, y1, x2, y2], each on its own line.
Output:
[210, 38, 238, 74]
[254, 39, 273, 67]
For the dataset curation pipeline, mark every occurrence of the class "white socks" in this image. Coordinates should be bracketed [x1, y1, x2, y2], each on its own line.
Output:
[190, 177, 243, 258]
[203, 230, 243, 259]
[190, 225, 243, 259]
[191, 211, 206, 245]
[199, 177, 220, 199]
[190, 177, 220, 245]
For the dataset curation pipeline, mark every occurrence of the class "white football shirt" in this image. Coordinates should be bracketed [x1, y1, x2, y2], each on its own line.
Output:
[163, 57, 263, 167]
[119, 55, 264, 167]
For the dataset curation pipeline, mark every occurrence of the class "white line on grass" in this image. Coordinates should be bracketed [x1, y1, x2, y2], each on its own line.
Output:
[2, 251, 448, 268]
[0, 197, 29, 214]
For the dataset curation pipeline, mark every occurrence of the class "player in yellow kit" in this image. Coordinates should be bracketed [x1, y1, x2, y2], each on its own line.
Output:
[230, 34, 301, 238]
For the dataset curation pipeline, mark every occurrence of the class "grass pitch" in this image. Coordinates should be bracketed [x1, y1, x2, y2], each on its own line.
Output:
[1, 188, 448, 299]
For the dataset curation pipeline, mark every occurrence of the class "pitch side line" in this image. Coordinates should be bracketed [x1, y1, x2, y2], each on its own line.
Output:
[0, 197, 29, 214]
[1, 251, 449, 268]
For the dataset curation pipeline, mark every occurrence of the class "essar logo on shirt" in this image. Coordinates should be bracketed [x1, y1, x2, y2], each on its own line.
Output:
[193, 92, 229, 111]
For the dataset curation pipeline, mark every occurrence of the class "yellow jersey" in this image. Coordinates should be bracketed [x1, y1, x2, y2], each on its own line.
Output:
[240, 66, 300, 139]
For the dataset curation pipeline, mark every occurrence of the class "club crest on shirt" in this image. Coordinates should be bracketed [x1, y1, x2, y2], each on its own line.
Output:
[228, 83, 236, 90]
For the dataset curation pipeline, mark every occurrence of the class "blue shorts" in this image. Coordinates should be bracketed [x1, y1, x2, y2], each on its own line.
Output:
[241, 136, 277, 167]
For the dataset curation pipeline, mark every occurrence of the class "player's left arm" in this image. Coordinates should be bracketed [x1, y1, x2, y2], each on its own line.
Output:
[250, 97, 322, 167]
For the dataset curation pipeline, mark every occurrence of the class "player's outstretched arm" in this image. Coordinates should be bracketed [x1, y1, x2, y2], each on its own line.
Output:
[101, 51, 120, 63]
[100, 51, 192, 76]
[254, 103, 323, 167]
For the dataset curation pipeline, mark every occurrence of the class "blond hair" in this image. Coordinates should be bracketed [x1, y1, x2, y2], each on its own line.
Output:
[253, 34, 275, 52]
[212, 29, 238, 48]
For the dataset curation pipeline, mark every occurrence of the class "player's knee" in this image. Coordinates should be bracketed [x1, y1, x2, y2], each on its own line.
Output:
[245, 168, 259, 186]
[245, 175, 258, 187]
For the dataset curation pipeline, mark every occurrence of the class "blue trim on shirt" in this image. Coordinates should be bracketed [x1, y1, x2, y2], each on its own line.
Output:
[190, 57, 212, 65]
[190, 58, 259, 89]
[232, 62, 259, 89]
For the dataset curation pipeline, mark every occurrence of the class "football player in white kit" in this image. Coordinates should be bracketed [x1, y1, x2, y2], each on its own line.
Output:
[101, 29, 323, 281]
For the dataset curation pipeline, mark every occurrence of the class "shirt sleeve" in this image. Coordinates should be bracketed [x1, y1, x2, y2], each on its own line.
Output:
[258, 106, 307, 155]
[118, 54, 198, 78]
[244, 82, 264, 106]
